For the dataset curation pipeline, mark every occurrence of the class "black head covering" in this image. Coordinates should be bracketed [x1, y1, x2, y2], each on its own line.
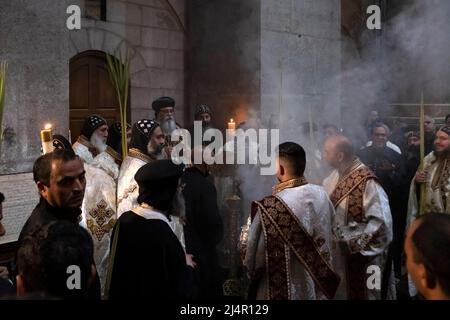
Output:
[80, 114, 107, 139]
[406, 131, 420, 140]
[135, 160, 184, 211]
[438, 125, 450, 137]
[0, 192, 4, 203]
[152, 97, 175, 115]
[194, 104, 211, 119]
[52, 134, 74, 152]
[107, 122, 122, 153]
[129, 119, 160, 154]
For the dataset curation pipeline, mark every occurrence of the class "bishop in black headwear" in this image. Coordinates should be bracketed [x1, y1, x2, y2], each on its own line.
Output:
[108, 160, 194, 300]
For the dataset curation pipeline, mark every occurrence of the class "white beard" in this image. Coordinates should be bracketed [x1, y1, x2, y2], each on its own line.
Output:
[90, 133, 107, 153]
[160, 118, 177, 136]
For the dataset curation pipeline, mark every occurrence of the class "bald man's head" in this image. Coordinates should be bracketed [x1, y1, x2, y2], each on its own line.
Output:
[323, 135, 354, 169]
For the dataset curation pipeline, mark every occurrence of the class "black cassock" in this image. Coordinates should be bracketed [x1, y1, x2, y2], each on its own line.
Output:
[181, 167, 224, 299]
[109, 211, 193, 299]
[358, 146, 408, 277]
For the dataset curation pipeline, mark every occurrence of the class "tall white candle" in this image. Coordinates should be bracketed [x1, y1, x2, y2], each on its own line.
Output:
[40, 124, 53, 154]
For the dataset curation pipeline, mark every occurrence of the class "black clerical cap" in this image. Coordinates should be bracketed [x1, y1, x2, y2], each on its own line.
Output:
[52, 134, 73, 152]
[194, 104, 211, 119]
[135, 160, 184, 188]
[129, 119, 160, 154]
[438, 125, 450, 137]
[152, 97, 175, 114]
[80, 114, 107, 139]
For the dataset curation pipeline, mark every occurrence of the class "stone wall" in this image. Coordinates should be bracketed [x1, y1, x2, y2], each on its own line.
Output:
[187, 0, 261, 132]
[0, 173, 39, 244]
[0, 0, 73, 174]
[260, 0, 341, 143]
[77, 0, 187, 123]
[0, 0, 187, 175]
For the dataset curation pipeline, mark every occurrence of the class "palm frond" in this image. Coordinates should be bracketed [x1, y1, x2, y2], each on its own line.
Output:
[106, 52, 130, 160]
[0, 62, 7, 145]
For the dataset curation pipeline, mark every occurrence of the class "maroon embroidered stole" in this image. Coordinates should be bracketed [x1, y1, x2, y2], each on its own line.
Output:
[431, 157, 450, 210]
[329, 164, 378, 299]
[251, 196, 340, 300]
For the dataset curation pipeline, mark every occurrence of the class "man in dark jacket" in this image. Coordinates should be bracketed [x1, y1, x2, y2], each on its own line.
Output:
[19, 149, 86, 242]
[358, 123, 407, 279]
[18, 148, 100, 299]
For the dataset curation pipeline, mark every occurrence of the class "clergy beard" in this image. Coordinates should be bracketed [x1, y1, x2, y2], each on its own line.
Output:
[434, 147, 450, 160]
[90, 133, 107, 153]
[147, 142, 165, 159]
[160, 118, 177, 136]
[202, 121, 211, 129]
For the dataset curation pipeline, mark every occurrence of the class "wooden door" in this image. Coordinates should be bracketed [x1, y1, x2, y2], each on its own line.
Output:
[69, 50, 129, 142]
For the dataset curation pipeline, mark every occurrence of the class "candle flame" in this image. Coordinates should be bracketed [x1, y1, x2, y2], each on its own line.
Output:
[44, 123, 52, 130]
[230, 118, 234, 123]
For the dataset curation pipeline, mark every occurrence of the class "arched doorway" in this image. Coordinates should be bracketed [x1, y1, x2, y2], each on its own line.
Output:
[69, 50, 130, 142]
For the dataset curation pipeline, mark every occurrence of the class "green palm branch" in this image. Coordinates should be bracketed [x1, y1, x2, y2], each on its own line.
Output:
[0, 62, 7, 146]
[106, 52, 130, 160]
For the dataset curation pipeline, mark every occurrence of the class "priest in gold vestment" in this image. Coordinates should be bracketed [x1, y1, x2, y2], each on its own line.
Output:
[241, 142, 340, 300]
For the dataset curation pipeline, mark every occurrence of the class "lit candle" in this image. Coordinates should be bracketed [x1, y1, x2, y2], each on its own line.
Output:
[40, 123, 54, 154]
[228, 118, 236, 130]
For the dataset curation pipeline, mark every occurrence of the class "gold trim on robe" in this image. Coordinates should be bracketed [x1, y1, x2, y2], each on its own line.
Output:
[272, 177, 308, 194]
[329, 160, 379, 300]
[251, 195, 340, 300]
[128, 148, 156, 164]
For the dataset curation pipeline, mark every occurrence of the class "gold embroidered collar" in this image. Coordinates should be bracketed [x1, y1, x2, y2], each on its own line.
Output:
[77, 135, 98, 157]
[339, 158, 363, 181]
[272, 177, 308, 194]
[128, 148, 155, 164]
[106, 146, 122, 164]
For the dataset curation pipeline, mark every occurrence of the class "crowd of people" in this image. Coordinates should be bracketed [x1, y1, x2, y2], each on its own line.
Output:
[0, 102, 449, 301]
